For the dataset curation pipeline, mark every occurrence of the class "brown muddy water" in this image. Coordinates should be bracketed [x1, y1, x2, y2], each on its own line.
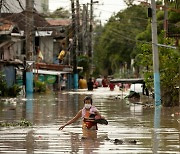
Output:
[0, 87, 180, 154]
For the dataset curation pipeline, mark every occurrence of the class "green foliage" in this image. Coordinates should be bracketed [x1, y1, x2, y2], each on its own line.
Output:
[168, 11, 180, 34]
[0, 119, 32, 127]
[133, 5, 180, 106]
[134, 34, 179, 106]
[123, 0, 135, 6]
[0, 72, 21, 97]
[93, 2, 180, 107]
[0, 72, 8, 96]
[46, 7, 70, 18]
[34, 80, 46, 93]
[94, 5, 148, 76]
[77, 55, 90, 76]
[7, 84, 21, 97]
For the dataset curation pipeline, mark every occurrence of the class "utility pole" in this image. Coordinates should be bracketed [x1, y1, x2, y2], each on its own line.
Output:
[88, 0, 98, 74]
[151, 0, 161, 106]
[0, 0, 2, 17]
[71, 0, 78, 90]
[76, 0, 82, 54]
[179, 57, 180, 106]
[82, 4, 86, 54]
[25, 0, 34, 93]
[88, 0, 93, 58]
[82, 4, 88, 55]
[164, 0, 168, 37]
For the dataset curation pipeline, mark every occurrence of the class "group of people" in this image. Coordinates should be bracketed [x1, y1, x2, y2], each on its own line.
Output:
[79, 76, 99, 91]
[59, 75, 117, 91]
[79, 76, 115, 91]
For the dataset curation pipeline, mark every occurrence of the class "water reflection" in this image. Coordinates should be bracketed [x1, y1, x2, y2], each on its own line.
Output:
[152, 106, 161, 154]
[26, 93, 33, 121]
[0, 90, 180, 153]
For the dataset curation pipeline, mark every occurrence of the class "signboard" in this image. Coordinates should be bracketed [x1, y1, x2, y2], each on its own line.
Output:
[45, 75, 56, 84]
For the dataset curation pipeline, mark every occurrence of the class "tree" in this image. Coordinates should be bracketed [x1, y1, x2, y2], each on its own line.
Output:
[77, 55, 90, 77]
[93, 5, 148, 76]
[46, 7, 70, 18]
[123, 0, 135, 6]
[134, 7, 180, 106]
[93, 1, 180, 106]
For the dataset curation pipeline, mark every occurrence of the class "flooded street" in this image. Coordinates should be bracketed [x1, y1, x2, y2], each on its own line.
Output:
[0, 87, 180, 153]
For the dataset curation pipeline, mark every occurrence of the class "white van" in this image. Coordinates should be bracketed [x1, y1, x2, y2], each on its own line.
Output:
[130, 83, 143, 93]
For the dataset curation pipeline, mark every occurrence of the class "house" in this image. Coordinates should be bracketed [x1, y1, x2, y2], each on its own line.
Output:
[1, 11, 65, 63]
[0, 11, 73, 89]
[0, 18, 23, 87]
[46, 18, 71, 65]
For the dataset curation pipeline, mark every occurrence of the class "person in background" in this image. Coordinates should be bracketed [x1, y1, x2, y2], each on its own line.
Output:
[87, 78, 94, 91]
[93, 78, 98, 89]
[60, 74, 67, 90]
[102, 76, 109, 87]
[36, 46, 43, 62]
[79, 76, 87, 89]
[58, 42, 66, 64]
[58, 50, 66, 64]
[109, 82, 115, 91]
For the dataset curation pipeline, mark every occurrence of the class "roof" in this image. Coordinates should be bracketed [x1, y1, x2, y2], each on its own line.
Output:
[46, 18, 71, 26]
[0, 19, 19, 34]
[1, 11, 51, 31]
[1, 11, 67, 37]
[34, 62, 73, 72]
[0, 59, 23, 66]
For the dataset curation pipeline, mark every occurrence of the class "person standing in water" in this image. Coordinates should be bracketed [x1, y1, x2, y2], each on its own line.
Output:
[87, 78, 94, 91]
[59, 96, 107, 131]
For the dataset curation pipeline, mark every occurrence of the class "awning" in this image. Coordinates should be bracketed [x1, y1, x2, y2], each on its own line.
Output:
[33, 69, 70, 75]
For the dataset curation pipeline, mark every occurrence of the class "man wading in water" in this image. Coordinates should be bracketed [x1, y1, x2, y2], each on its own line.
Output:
[59, 96, 108, 137]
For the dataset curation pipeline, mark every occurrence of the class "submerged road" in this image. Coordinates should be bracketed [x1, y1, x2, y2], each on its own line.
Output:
[0, 87, 180, 153]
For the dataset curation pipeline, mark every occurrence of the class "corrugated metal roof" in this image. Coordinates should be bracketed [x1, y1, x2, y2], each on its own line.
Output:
[1, 11, 50, 30]
[1, 12, 69, 37]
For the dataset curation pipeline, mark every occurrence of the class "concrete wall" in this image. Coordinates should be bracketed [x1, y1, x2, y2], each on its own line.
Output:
[11, 37, 23, 60]
[10, 36, 54, 63]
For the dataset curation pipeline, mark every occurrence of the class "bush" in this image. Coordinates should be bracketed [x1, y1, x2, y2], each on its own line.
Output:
[7, 84, 21, 97]
[0, 72, 21, 97]
[34, 80, 46, 92]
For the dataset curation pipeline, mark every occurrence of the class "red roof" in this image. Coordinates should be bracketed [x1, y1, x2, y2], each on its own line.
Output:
[46, 18, 71, 26]
[0, 19, 18, 34]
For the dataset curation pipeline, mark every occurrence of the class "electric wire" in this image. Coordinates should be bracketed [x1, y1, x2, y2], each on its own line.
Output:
[0, 0, 178, 60]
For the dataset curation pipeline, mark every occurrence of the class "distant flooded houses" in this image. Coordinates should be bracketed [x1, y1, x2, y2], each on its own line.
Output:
[0, 9, 73, 92]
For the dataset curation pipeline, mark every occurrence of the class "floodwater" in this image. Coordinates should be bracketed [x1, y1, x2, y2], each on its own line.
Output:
[0, 87, 180, 154]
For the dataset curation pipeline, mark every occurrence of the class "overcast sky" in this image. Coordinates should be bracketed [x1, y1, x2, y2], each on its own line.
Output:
[49, 0, 127, 23]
